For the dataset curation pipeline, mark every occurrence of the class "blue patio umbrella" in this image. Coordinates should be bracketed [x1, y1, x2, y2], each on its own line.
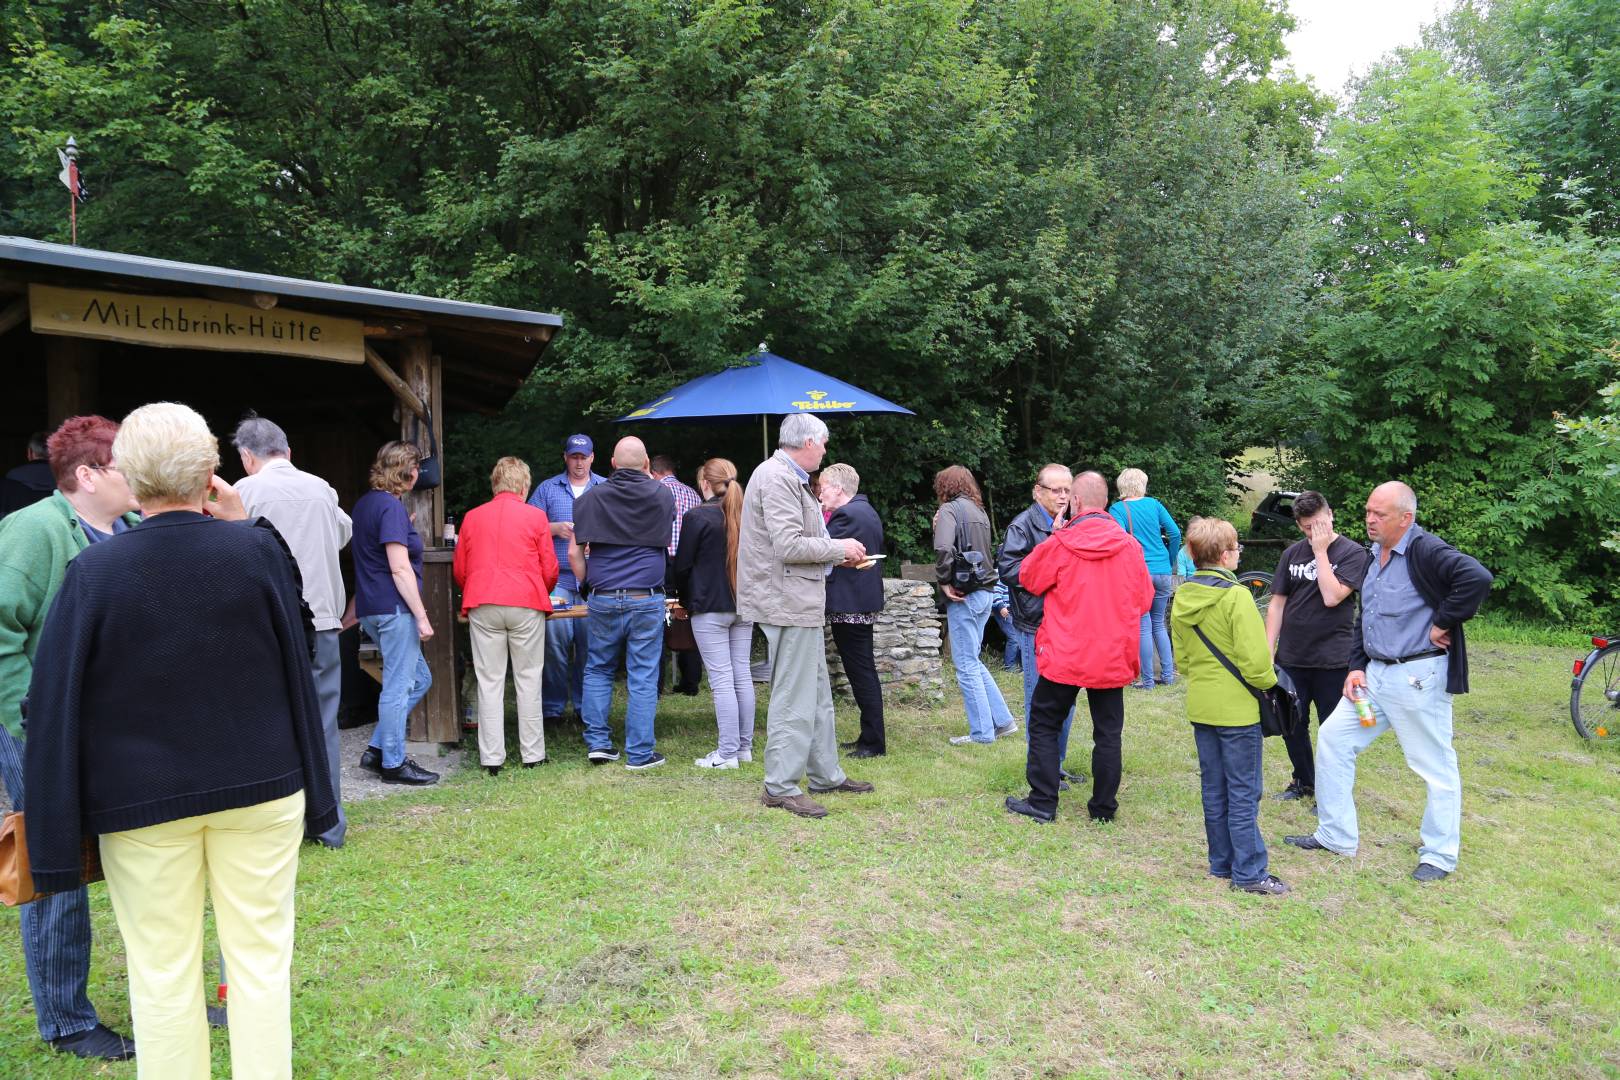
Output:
[617, 345, 915, 458]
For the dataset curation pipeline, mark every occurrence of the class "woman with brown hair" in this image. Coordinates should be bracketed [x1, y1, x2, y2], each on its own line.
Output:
[673, 457, 756, 768]
[933, 465, 1018, 745]
[352, 440, 438, 785]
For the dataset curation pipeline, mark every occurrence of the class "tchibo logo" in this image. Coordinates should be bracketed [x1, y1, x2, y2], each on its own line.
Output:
[791, 389, 856, 410]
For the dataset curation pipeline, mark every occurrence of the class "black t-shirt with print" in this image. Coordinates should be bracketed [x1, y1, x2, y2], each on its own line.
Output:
[1273, 534, 1371, 669]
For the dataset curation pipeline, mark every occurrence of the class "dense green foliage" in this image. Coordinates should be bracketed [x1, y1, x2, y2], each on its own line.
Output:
[5, 0, 1620, 615]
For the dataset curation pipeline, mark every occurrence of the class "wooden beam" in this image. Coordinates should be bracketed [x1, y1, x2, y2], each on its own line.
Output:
[200, 287, 279, 310]
[363, 319, 428, 339]
[0, 298, 26, 337]
[46, 337, 97, 425]
[362, 343, 427, 421]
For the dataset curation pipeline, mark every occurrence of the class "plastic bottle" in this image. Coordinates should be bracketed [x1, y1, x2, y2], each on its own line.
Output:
[1351, 683, 1376, 727]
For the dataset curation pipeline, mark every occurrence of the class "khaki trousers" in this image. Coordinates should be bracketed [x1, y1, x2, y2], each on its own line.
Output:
[99, 791, 305, 1080]
[761, 624, 848, 797]
[469, 604, 548, 765]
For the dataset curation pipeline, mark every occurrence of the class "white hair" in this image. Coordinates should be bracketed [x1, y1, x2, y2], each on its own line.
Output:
[231, 415, 290, 459]
[820, 462, 859, 496]
[778, 413, 830, 450]
[114, 402, 220, 504]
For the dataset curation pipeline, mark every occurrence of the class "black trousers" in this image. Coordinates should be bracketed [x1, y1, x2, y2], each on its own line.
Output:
[660, 645, 703, 693]
[1025, 677, 1125, 819]
[1278, 665, 1346, 790]
[831, 621, 886, 753]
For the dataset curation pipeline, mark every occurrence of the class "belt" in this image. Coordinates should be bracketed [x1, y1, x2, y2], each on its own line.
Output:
[592, 588, 664, 598]
[1370, 647, 1445, 665]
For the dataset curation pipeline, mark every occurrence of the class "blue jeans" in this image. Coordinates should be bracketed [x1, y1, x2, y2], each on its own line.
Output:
[1138, 573, 1176, 684]
[0, 726, 100, 1040]
[947, 589, 1015, 742]
[1016, 626, 1074, 765]
[991, 607, 1020, 670]
[542, 585, 588, 717]
[580, 593, 665, 765]
[1192, 722, 1267, 884]
[358, 610, 433, 770]
[1313, 655, 1460, 872]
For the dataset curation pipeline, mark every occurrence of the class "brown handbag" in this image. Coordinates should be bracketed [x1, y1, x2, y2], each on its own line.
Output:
[665, 611, 698, 652]
[0, 811, 103, 907]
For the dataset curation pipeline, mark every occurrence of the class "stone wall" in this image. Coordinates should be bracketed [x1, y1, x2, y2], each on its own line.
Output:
[825, 578, 945, 700]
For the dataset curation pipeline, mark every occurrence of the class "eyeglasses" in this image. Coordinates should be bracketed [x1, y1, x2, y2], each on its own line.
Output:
[1038, 484, 1072, 495]
[90, 464, 122, 475]
[1229, 544, 1244, 555]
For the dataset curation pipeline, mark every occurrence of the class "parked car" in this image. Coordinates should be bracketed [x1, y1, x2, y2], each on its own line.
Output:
[1249, 490, 1299, 538]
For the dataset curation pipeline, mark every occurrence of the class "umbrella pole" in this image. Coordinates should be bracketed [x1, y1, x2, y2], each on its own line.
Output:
[761, 415, 768, 462]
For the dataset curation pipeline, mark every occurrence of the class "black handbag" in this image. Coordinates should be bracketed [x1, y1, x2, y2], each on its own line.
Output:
[1182, 575, 1301, 738]
[945, 501, 996, 593]
[409, 410, 441, 491]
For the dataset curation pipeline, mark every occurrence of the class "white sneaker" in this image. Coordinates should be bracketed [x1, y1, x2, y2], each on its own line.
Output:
[994, 721, 1020, 739]
[949, 734, 987, 746]
[694, 751, 739, 770]
[737, 750, 753, 763]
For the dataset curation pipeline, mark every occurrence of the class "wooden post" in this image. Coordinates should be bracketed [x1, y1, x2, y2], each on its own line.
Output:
[45, 337, 97, 425]
[398, 338, 436, 540]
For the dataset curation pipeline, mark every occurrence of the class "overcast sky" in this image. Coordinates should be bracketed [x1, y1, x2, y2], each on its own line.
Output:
[1281, 0, 1447, 99]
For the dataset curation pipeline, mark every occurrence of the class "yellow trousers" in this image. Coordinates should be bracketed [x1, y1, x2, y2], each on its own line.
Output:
[99, 791, 305, 1080]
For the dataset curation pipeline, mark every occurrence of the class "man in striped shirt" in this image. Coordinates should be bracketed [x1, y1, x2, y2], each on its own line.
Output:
[652, 455, 703, 695]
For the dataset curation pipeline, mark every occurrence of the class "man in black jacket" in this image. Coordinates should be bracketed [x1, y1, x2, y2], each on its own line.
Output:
[997, 463, 1080, 781]
[1286, 481, 1493, 882]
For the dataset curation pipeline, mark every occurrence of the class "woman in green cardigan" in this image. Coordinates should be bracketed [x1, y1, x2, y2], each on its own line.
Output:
[1170, 517, 1289, 897]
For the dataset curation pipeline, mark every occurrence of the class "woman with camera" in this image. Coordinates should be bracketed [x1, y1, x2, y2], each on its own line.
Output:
[933, 465, 1016, 746]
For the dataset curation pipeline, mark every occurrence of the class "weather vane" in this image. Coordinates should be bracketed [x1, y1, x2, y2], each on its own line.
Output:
[56, 136, 88, 245]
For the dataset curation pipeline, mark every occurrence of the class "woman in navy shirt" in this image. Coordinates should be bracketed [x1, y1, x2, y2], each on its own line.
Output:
[351, 441, 438, 785]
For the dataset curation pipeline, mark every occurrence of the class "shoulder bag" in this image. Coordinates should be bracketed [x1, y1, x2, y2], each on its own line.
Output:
[0, 811, 103, 907]
[1180, 575, 1301, 738]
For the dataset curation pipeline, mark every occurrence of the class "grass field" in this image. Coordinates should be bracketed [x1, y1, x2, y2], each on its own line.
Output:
[3, 639, 1618, 1078]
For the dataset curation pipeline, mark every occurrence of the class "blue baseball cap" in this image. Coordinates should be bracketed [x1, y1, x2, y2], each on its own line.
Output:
[564, 434, 593, 456]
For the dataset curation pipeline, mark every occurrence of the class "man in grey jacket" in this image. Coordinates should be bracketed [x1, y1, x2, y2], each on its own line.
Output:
[737, 413, 873, 818]
[997, 463, 1081, 782]
[233, 416, 353, 847]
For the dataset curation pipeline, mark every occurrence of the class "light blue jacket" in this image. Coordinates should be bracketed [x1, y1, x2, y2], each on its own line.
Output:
[1108, 496, 1182, 575]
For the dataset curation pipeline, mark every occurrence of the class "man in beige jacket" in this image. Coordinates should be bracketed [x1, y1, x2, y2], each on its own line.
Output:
[737, 413, 874, 817]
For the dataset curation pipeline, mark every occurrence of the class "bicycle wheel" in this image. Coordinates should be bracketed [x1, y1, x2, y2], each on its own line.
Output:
[1236, 571, 1272, 618]
[1570, 640, 1620, 742]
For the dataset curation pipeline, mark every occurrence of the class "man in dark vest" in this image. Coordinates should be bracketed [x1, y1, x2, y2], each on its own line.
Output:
[1286, 481, 1492, 882]
[0, 432, 55, 518]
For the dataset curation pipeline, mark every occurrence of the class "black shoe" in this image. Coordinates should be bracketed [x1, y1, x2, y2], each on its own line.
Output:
[49, 1024, 134, 1061]
[1412, 862, 1451, 882]
[850, 747, 884, 759]
[485, 765, 501, 777]
[1060, 768, 1087, 784]
[358, 746, 382, 774]
[380, 758, 440, 785]
[839, 740, 860, 751]
[1284, 834, 1328, 851]
[1058, 779, 1071, 792]
[587, 747, 620, 764]
[1004, 796, 1055, 823]
[1231, 874, 1291, 896]
[1275, 781, 1314, 801]
[522, 758, 549, 768]
[676, 684, 701, 697]
[625, 753, 667, 772]
[207, 1005, 228, 1028]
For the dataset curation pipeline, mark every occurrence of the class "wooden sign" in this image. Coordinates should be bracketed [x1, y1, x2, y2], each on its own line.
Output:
[28, 284, 364, 364]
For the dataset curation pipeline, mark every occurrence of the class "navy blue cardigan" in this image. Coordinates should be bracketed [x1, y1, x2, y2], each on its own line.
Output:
[23, 511, 338, 891]
[826, 495, 885, 614]
[1349, 527, 1493, 695]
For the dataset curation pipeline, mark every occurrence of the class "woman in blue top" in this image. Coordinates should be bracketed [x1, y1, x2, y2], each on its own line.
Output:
[351, 441, 439, 785]
[1109, 467, 1182, 689]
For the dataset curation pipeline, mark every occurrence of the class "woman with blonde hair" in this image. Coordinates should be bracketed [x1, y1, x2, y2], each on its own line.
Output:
[453, 456, 559, 774]
[1110, 467, 1183, 689]
[25, 402, 338, 1077]
[674, 457, 755, 768]
[352, 440, 438, 785]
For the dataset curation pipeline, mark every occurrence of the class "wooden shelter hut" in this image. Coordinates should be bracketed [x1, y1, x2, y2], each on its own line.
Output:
[0, 236, 562, 741]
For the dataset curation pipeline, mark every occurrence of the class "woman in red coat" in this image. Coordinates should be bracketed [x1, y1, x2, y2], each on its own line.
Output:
[453, 456, 559, 774]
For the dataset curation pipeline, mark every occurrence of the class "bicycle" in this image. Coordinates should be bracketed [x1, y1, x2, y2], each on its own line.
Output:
[1570, 635, 1620, 742]
[1236, 570, 1272, 618]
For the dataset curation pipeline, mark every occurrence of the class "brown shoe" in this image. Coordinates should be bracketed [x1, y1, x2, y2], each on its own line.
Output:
[809, 778, 874, 794]
[761, 788, 829, 818]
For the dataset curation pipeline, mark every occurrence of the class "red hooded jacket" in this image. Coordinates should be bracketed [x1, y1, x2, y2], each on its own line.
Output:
[1021, 510, 1154, 689]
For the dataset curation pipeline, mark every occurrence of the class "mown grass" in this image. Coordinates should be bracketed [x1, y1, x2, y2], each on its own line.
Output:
[3, 640, 1618, 1078]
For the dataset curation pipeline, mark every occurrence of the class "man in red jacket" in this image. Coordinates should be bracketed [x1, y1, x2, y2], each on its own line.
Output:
[1005, 471, 1153, 823]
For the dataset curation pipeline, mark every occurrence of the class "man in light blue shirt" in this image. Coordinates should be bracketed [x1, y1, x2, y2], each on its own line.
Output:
[529, 434, 605, 723]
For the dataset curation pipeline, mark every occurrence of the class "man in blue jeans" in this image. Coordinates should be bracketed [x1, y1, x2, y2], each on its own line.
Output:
[997, 463, 1081, 783]
[530, 434, 606, 725]
[567, 437, 675, 770]
[0, 415, 139, 1060]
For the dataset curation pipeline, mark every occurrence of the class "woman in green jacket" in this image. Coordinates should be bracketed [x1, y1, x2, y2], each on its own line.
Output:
[1170, 517, 1289, 897]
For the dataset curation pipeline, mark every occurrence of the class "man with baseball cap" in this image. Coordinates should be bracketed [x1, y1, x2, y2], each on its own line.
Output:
[529, 434, 606, 727]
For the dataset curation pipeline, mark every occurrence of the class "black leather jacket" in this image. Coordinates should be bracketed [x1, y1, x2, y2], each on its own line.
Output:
[997, 502, 1055, 633]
